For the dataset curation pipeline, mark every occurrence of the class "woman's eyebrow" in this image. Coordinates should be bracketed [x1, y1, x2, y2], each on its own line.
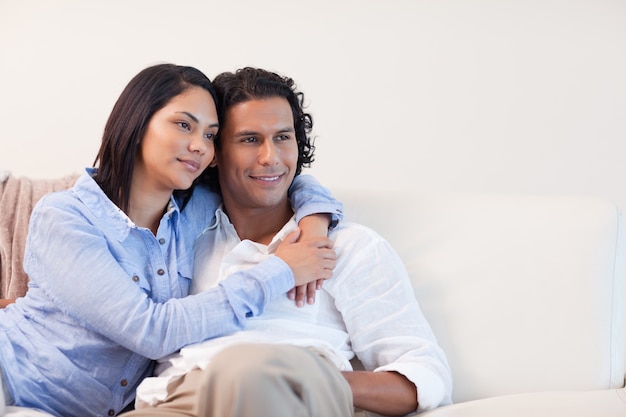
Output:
[177, 111, 219, 128]
[177, 111, 199, 123]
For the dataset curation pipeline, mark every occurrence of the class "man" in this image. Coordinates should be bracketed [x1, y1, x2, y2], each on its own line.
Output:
[130, 68, 452, 417]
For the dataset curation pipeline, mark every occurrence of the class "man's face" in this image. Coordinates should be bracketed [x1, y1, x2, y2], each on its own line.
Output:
[216, 96, 298, 212]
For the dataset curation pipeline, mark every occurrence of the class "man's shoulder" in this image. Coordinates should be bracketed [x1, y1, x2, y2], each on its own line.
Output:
[330, 222, 390, 251]
[332, 221, 383, 239]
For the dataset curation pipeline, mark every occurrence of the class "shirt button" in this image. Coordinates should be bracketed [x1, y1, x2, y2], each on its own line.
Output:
[121, 379, 128, 387]
[157, 269, 165, 275]
[108, 410, 115, 416]
[159, 238, 166, 245]
[132, 275, 139, 282]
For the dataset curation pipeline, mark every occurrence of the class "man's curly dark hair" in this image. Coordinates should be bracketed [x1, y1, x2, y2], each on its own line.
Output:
[199, 67, 315, 192]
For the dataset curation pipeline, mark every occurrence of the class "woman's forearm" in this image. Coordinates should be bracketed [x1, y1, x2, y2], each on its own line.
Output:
[297, 213, 331, 241]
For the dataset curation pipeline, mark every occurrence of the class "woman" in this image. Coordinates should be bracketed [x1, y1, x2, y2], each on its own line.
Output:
[0, 64, 341, 417]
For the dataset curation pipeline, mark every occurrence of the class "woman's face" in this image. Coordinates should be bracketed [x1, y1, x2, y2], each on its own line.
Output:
[135, 86, 219, 195]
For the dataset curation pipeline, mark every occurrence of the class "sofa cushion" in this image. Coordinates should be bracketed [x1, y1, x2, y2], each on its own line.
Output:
[4, 407, 53, 417]
[419, 387, 626, 417]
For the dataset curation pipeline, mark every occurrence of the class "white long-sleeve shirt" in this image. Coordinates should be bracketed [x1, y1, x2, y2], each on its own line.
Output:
[136, 207, 453, 413]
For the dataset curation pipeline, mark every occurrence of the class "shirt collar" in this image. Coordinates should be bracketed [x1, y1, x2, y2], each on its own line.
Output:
[212, 204, 298, 253]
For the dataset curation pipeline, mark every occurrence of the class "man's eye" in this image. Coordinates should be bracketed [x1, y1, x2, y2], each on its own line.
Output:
[243, 137, 257, 143]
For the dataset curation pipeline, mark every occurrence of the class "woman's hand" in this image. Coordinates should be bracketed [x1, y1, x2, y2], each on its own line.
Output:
[275, 228, 336, 299]
[287, 280, 324, 307]
[285, 214, 334, 307]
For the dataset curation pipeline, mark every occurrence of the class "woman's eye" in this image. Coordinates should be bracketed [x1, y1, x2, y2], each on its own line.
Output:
[277, 134, 291, 141]
[177, 121, 191, 130]
[204, 132, 215, 141]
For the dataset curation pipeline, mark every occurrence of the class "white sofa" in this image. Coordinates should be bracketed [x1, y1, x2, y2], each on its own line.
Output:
[340, 190, 626, 417]
[3, 190, 626, 416]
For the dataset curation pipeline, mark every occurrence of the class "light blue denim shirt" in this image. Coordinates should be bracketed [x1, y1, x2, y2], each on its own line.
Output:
[0, 168, 342, 417]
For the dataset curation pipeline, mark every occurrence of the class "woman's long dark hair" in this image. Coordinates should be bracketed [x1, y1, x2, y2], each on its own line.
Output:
[93, 63, 217, 212]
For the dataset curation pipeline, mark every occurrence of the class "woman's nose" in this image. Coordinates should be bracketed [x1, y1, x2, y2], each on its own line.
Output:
[189, 132, 209, 155]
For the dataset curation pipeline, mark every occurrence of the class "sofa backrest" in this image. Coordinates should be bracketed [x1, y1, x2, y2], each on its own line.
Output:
[336, 190, 625, 403]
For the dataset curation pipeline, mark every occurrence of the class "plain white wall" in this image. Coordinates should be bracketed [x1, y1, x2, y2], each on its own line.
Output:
[1, 0, 625, 210]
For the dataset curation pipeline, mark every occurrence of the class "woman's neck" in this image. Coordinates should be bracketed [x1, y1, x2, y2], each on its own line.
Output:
[128, 201, 168, 235]
[127, 183, 171, 235]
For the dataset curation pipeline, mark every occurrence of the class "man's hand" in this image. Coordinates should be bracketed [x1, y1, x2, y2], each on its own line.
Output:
[275, 228, 336, 293]
[341, 370, 418, 416]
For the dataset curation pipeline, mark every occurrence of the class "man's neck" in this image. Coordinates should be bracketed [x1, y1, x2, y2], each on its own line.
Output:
[224, 200, 293, 245]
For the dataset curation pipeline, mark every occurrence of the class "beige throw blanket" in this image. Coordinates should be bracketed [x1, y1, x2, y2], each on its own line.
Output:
[0, 172, 79, 299]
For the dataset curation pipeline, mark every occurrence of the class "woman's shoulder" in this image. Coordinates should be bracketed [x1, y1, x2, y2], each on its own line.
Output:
[182, 184, 222, 215]
[33, 170, 121, 228]
[35, 170, 97, 209]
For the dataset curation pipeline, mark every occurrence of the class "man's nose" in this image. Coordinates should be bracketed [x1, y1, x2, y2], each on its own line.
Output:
[259, 140, 279, 165]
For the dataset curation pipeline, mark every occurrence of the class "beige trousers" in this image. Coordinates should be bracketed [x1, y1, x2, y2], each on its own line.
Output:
[125, 343, 354, 417]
